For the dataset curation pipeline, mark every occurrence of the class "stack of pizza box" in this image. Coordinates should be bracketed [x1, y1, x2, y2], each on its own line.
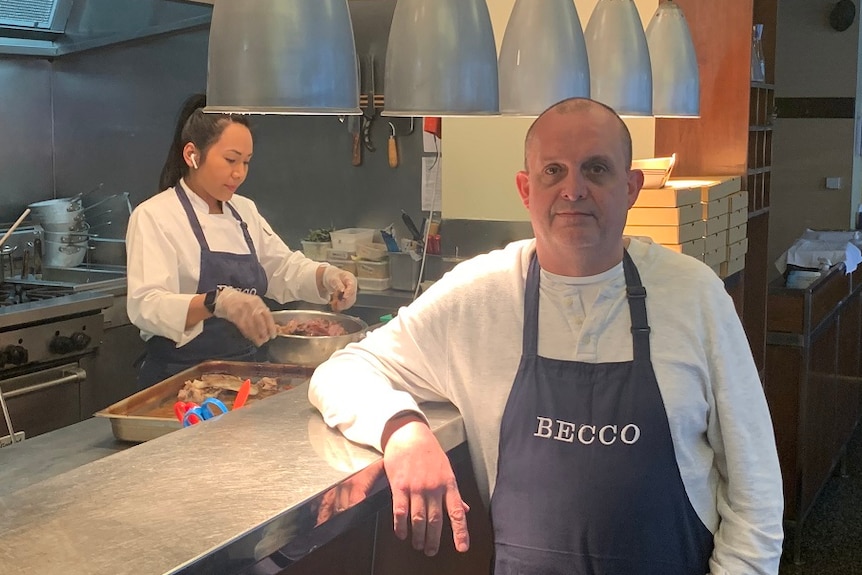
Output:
[625, 185, 705, 258]
[626, 176, 749, 278]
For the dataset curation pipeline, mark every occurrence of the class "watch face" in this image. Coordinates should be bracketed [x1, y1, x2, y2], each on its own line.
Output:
[205, 290, 217, 312]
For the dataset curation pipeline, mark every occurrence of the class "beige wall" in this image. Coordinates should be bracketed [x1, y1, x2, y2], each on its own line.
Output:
[442, 0, 660, 221]
[770, 119, 856, 271]
[768, 3, 862, 276]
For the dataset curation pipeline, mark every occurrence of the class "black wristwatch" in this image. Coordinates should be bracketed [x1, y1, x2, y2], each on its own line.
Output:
[203, 289, 218, 314]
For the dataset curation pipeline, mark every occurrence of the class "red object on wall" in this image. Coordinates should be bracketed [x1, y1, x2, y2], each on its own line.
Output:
[424, 117, 442, 139]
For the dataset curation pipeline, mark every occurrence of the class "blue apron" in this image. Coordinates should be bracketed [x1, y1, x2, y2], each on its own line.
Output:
[489, 251, 713, 575]
[136, 184, 269, 390]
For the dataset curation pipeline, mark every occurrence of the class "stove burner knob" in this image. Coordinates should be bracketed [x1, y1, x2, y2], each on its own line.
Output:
[3, 345, 28, 365]
[49, 335, 75, 355]
[70, 331, 92, 351]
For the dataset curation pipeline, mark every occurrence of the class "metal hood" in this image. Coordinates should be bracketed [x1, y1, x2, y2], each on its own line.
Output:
[0, 0, 212, 57]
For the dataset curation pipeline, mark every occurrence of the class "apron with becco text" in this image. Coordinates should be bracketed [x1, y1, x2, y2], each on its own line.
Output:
[136, 184, 269, 390]
[489, 250, 713, 574]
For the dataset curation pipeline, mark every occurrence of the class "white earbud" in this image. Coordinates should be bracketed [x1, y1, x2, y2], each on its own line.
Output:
[190, 153, 199, 170]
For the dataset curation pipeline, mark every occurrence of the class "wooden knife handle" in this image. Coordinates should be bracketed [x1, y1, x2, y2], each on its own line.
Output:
[388, 135, 398, 168]
[352, 132, 362, 166]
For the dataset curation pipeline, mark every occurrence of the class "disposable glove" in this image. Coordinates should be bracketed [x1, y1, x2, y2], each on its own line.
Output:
[322, 265, 358, 312]
[213, 287, 278, 346]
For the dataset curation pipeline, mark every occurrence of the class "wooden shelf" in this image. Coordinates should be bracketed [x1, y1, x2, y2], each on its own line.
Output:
[748, 206, 771, 219]
[747, 166, 772, 175]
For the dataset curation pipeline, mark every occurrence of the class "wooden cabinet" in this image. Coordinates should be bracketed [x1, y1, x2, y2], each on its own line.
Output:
[743, 83, 774, 373]
[764, 265, 862, 562]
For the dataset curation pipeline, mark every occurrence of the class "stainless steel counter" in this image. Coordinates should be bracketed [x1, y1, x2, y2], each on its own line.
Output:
[0, 384, 465, 575]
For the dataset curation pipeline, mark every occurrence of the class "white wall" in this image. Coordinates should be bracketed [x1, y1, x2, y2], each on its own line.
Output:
[442, 0, 659, 221]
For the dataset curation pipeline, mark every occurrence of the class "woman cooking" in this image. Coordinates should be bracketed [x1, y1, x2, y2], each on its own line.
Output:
[126, 94, 357, 390]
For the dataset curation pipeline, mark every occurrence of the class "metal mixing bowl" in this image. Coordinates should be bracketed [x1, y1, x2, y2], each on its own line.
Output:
[268, 310, 368, 367]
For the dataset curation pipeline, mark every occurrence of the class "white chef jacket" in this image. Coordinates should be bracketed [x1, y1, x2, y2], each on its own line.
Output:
[126, 182, 327, 346]
[309, 236, 785, 575]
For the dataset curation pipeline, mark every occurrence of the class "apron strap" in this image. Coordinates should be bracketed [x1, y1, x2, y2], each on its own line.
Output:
[522, 252, 541, 357]
[175, 183, 210, 251]
[174, 184, 259, 258]
[622, 250, 651, 363]
[224, 202, 259, 257]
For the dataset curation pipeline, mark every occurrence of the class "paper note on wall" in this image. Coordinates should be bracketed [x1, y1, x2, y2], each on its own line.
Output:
[422, 156, 443, 212]
[423, 131, 440, 153]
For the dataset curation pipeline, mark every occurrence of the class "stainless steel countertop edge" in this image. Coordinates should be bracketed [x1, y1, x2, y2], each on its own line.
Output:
[0, 383, 465, 575]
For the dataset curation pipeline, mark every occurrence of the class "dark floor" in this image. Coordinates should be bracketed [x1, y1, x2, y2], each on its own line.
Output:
[778, 424, 862, 575]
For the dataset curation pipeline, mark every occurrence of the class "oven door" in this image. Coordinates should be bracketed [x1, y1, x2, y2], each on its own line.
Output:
[0, 363, 86, 440]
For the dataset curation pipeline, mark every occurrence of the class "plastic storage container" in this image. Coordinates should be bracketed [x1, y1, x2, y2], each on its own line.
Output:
[356, 259, 390, 279]
[356, 242, 389, 262]
[326, 257, 357, 275]
[358, 277, 391, 291]
[331, 228, 375, 252]
[390, 252, 422, 291]
[301, 240, 331, 261]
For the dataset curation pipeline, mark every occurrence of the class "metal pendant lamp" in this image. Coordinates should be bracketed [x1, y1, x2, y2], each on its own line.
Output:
[584, 0, 652, 116]
[499, 0, 590, 116]
[205, 0, 360, 115]
[646, 1, 700, 117]
[382, 0, 499, 117]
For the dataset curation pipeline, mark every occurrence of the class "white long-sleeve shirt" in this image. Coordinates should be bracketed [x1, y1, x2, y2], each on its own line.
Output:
[309, 236, 784, 575]
[126, 182, 327, 346]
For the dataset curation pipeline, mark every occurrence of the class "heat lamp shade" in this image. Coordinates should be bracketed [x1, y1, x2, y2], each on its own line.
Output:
[499, 0, 590, 116]
[584, 0, 652, 116]
[205, 0, 360, 115]
[646, 1, 700, 117]
[382, 0, 499, 117]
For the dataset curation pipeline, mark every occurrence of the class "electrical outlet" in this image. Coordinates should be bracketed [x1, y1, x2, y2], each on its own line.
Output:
[826, 177, 842, 190]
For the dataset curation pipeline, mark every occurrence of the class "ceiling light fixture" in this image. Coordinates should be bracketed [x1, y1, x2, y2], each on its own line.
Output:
[498, 0, 590, 116]
[646, 0, 700, 117]
[205, 0, 360, 115]
[584, 0, 652, 117]
[382, 0, 499, 117]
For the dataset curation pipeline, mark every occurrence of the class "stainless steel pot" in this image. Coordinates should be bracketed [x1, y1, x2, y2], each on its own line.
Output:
[42, 240, 88, 268]
[267, 310, 368, 367]
[28, 197, 83, 219]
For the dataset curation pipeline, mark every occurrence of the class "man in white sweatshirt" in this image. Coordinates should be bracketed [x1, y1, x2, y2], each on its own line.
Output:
[309, 97, 784, 575]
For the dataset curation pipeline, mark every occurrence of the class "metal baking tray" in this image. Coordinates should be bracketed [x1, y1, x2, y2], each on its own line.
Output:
[95, 361, 314, 443]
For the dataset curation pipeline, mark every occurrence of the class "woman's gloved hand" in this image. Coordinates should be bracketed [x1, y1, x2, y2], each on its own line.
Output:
[322, 265, 358, 311]
[213, 287, 278, 346]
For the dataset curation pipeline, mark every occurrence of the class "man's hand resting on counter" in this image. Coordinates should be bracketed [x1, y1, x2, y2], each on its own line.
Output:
[381, 415, 471, 556]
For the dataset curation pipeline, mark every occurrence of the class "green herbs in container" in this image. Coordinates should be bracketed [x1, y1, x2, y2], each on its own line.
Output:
[301, 228, 334, 261]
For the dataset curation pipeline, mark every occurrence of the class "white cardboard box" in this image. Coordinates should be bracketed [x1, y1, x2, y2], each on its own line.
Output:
[704, 213, 730, 236]
[661, 238, 705, 257]
[665, 176, 742, 202]
[727, 237, 749, 261]
[625, 220, 706, 244]
[728, 206, 747, 228]
[720, 255, 746, 278]
[627, 203, 702, 226]
[704, 231, 728, 254]
[634, 187, 702, 208]
[728, 190, 749, 213]
[727, 223, 748, 245]
[703, 247, 727, 267]
[702, 196, 730, 219]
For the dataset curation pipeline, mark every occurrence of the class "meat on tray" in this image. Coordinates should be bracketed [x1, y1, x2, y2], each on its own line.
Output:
[177, 373, 281, 405]
[277, 318, 347, 337]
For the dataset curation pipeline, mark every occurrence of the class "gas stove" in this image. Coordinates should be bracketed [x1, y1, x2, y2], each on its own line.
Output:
[0, 283, 76, 308]
[0, 281, 113, 372]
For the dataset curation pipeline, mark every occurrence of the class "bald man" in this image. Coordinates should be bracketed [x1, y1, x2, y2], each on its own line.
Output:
[310, 98, 784, 575]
